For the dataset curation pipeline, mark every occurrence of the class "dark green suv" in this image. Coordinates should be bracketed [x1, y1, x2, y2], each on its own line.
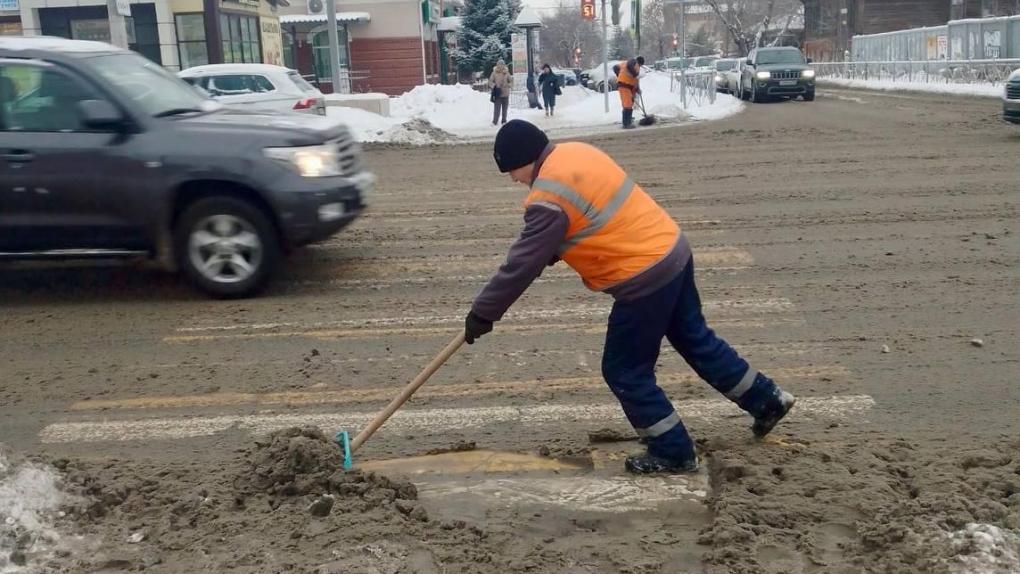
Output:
[740, 47, 815, 103]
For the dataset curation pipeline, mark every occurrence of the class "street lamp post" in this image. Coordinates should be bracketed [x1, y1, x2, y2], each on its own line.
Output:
[602, 0, 608, 113]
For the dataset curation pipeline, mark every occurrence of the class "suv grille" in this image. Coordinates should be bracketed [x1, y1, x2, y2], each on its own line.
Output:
[771, 70, 801, 80]
[332, 130, 362, 178]
[1007, 83, 1020, 100]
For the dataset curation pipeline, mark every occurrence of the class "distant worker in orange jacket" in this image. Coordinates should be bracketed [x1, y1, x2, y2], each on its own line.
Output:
[464, 120, 797, 474]
[615, 56, 644, 129]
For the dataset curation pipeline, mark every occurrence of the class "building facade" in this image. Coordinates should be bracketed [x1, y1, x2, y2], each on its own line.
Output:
[277, 0, 450, 95]
[14, 0, 285, 71]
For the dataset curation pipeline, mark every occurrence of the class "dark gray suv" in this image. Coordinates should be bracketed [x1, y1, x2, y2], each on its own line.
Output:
[740, 47, 815, 103]
[0, 37, 372, 297]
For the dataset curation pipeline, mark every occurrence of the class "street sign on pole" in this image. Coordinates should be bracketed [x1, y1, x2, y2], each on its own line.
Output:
[581, 0, 595, 21]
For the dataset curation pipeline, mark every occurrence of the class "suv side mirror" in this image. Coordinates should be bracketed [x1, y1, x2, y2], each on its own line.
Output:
[746, 59, 753, 66]
[78, 100, 126, 130]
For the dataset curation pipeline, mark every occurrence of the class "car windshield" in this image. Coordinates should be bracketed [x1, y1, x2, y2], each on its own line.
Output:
[715, 60, 736, 71]
[694, 57, 716, 67]
[757, 50, 805, 65]
[84, 53, 209, 116]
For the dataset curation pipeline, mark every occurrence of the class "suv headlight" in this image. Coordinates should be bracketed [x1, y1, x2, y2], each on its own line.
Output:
[756, 71, 771, 80]
[264, 144, 341, 178]
[802, 69, 816, 79]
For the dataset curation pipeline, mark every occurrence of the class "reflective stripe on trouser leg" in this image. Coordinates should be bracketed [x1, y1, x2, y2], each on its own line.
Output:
[603, 278, 695, 461]
[634, 411, 682, 438]
[725, 368, 758, 401]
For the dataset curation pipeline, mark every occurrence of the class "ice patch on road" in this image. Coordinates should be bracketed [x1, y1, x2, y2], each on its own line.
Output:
[0, 448, 68, 572]
[819, 77, 1003, 98]
[328, 71, 743, 145]
[948, 524, 1020, 574]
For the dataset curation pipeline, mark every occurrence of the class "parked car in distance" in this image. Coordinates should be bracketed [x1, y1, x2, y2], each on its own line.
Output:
[714, 58, 741, 93]
[551, 68, 578, 86]
[583, 64, 618, 92]
[1004, 68, 1020, 124]
[179, 64, 327, 116]
[690, 56, 719, 72]
[739, 47, 815, 102]
[0, 37, 372, 298]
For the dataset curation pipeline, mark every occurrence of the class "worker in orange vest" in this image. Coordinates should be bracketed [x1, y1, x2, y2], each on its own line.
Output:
[615, 56, 644, 129]
[464, 120, 796, 474]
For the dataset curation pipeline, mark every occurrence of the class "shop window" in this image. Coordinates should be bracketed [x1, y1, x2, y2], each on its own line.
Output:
[176, 13, 209, 69]
[311, 27, 349, 82]
[221, 13, 261, 64]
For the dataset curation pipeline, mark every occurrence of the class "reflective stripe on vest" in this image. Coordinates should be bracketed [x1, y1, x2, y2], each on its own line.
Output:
[525, 142, 680, 291]
[532, 176, 636, 255]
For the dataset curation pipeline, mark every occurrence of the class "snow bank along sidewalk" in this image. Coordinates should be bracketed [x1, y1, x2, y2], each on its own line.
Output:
[819, 76, 1005, 98]
[328, 71, 743, 145]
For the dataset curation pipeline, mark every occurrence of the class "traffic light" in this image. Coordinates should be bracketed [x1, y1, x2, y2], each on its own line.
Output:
[672, 34, 678, 48]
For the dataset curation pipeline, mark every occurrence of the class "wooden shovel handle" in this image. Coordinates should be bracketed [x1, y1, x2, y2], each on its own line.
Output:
[349, 332, 466, 453]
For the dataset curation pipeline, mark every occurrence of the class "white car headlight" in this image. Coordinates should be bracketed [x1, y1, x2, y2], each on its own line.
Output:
[802, 69, 816, 79]
[715, 74, 724, 82]
[756, 71, 771, 80]
[264, 144, 342, 178]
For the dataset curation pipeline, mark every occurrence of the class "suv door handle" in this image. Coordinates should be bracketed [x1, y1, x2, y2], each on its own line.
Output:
[2, 151, 35, 163]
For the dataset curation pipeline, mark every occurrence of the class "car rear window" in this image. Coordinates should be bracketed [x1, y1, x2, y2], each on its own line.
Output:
[287, 71, 318, 94]
[204, 74, 276, 96]
[715, 60, 736, 71]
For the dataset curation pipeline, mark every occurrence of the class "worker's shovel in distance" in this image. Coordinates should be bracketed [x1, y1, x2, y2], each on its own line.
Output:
[337, 332, 466, 470]
[637, 93, 657, 126]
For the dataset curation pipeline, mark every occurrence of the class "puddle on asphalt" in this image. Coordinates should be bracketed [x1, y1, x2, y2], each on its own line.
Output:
[361, 448, 710, 519]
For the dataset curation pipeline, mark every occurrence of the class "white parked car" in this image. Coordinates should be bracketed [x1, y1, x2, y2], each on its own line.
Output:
[179, 64, 326, 116]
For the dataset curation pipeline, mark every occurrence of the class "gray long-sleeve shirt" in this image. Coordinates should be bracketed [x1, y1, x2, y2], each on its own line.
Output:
[471, 202, 569, 322]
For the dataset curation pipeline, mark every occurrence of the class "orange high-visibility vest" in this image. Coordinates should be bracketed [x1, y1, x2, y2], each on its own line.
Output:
[616, 61, 638, 91]
[525, 142, 680, 291]
[616, 61, 638, 108]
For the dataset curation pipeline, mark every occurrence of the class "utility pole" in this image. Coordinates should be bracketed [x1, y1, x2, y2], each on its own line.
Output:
[678, 1, 686, 108]
[325, 0, 342, 92]
[602, 0, 609, 113]
[106, 0, 130, 50]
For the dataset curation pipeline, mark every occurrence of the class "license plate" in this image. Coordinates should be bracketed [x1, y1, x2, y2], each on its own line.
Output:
[780, 80, 796, 86]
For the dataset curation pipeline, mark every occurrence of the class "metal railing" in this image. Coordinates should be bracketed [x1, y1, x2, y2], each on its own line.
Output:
[670, 70, 717, 109]
[813, 59, 1020, 86]
[306, 70, 371, 94]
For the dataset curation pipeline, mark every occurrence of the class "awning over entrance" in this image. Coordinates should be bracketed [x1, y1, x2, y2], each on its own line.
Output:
[279, 12, 371, 25]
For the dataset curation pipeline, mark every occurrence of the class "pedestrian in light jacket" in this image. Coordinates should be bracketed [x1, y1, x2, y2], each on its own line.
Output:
[489, 59, 512, 126]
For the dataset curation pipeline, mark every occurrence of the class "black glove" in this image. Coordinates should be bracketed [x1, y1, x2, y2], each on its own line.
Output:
[464, 312, 493, 345]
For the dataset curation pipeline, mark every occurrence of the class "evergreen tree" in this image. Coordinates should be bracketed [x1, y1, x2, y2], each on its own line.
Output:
[454, 0, 522, 76]
[609, 28, 635, 60]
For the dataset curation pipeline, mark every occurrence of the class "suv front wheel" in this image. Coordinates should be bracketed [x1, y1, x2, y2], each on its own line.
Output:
[174, 196, 281, 298]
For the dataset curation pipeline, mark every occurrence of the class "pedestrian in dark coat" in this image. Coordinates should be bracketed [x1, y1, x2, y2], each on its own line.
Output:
[538, 64, 559, 117]
[526, 74, 543, 110]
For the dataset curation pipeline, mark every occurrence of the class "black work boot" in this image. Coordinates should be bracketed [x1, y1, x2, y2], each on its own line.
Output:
[625, 452, 699, 475]
[752, 390, 796, 438]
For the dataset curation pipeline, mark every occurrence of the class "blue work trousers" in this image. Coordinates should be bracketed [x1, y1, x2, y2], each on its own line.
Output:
[602, 257, 780, 460]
